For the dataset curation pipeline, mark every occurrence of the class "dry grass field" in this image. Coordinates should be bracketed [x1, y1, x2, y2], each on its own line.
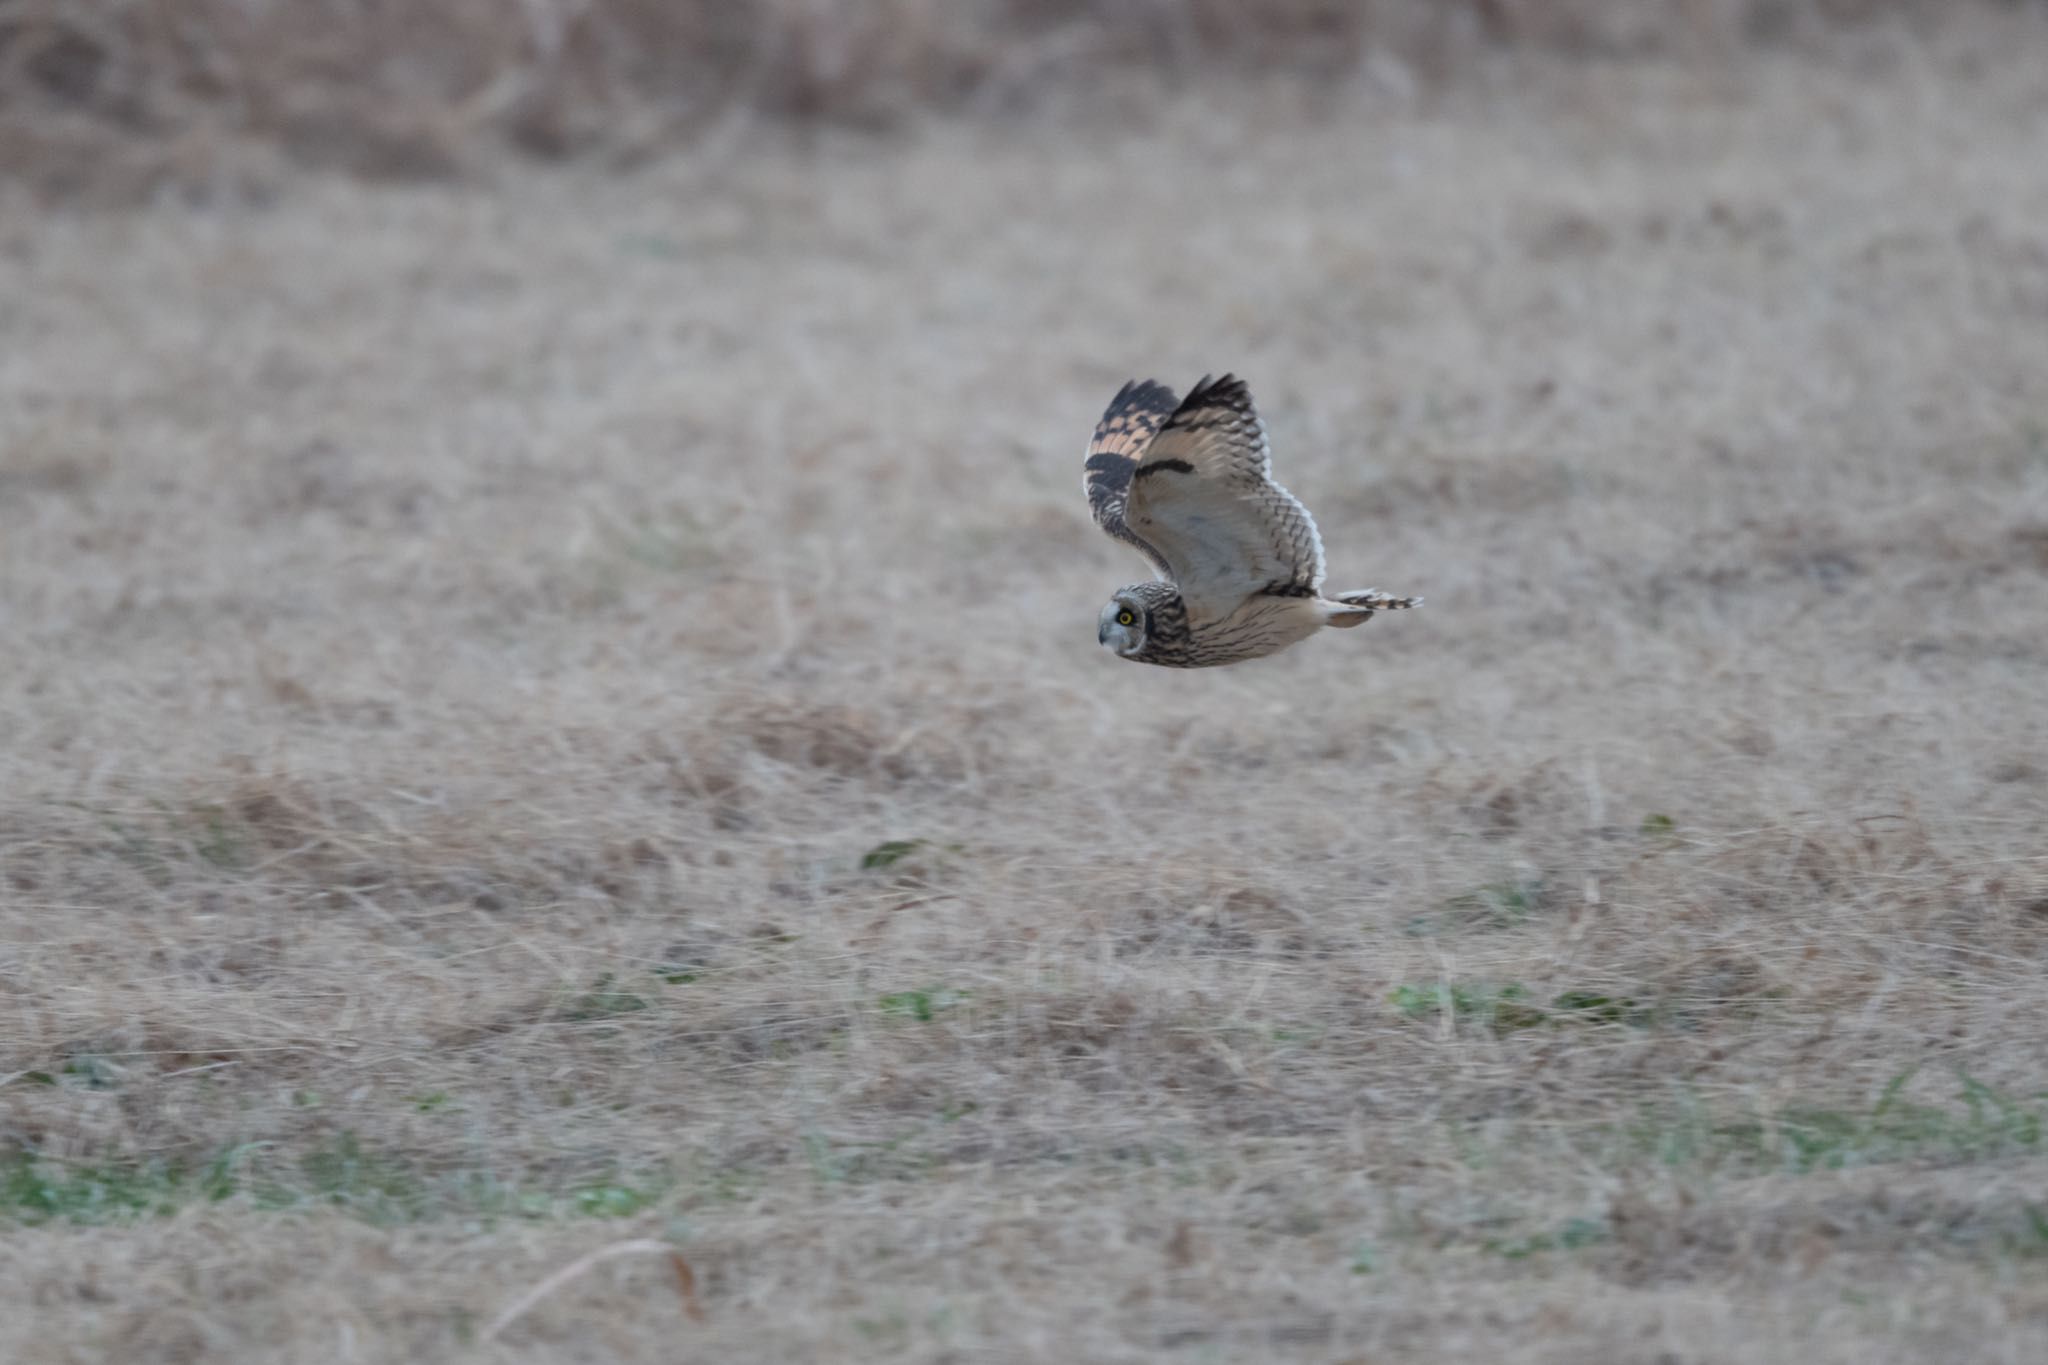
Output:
[6, 8, 2048, 1363]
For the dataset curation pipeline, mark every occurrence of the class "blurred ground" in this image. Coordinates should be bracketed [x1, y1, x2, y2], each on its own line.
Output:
[4, 8, 2048, 1363]
[0, 0, 2004, 200]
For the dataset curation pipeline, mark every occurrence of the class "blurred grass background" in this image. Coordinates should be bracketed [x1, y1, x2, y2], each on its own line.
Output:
[0, 0, 2010, 197]
[6, 3, 2048, 1359]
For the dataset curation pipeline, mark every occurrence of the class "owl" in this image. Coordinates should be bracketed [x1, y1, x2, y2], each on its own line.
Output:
[1085, 374, 1419, 668]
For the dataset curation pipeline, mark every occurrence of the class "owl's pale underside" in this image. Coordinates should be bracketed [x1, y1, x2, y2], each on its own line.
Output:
[1085, 374, 1419, 668]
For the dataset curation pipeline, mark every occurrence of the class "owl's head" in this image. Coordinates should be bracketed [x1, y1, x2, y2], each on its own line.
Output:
[1097, 591, 1150, 658]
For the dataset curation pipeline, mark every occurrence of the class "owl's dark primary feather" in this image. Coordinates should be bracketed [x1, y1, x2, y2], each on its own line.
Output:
[1083, 378, 1180, 578]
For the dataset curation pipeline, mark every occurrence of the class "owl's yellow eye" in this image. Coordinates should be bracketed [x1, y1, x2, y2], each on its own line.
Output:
[1116, 609, 1136, 627]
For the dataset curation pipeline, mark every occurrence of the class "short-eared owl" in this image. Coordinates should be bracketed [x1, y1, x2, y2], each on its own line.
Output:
[1085, 374, 1419, 668]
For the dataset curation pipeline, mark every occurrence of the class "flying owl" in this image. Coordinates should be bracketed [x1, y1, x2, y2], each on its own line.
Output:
[1085, 373, 1419, 667]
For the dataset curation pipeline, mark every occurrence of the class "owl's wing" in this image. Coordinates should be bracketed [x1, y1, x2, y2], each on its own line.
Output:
[1121, 374, 1326, 622]
[1084, 379, 1181, 579]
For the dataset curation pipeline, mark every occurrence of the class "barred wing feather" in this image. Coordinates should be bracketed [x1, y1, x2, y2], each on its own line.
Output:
[1119, 374, 1326, 623]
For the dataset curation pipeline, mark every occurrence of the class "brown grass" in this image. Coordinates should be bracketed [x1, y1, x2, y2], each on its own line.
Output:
[0, 0, 2011, 199]
[5, 8, 2048, 1362]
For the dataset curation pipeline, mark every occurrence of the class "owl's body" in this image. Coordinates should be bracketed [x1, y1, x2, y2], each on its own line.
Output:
[1084, 374, 1419, 668]
[1097, 580, 1348, 668]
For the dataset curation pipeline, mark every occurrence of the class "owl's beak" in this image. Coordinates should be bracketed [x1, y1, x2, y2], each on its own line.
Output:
[1098, 619, 1109, 645]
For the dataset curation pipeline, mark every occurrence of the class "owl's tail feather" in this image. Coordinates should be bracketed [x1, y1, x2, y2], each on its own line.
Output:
[1324, 590, 1422, 629]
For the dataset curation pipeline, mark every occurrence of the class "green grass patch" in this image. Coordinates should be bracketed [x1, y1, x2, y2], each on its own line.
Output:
[877, 986, 969, 1023]
[1392, 979, 1545, 1031]
[565, 973, 651, 1021]
[0, 1151, 238, 1225]
[2016, 1205, 2048, 1258]
[1409, 878, 1551, 935]
[286, 1132, 429, 1221]
[1484, 1214, 1610, 1260]
[857, 838, 965, 878]
[802, 1129, 936, 1184]
[1623, 1069, 2047, 1174]
[1445, 878, 1548, 928]
[861, 839, 927, 870]
[61, 1054, 122, 1089]
[0, 1135, 677, 1230]
[1548, 989, 1654, 1026]
[570, 1177, 667, 1218]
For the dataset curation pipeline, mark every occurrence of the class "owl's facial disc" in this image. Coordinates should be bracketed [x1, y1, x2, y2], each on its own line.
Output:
[1097, 596, 1146, 656]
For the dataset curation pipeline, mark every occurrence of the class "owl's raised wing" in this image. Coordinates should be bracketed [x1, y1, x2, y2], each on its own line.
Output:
[1084, 379, 1181, 579]
[1121, 374, 1325, 623]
